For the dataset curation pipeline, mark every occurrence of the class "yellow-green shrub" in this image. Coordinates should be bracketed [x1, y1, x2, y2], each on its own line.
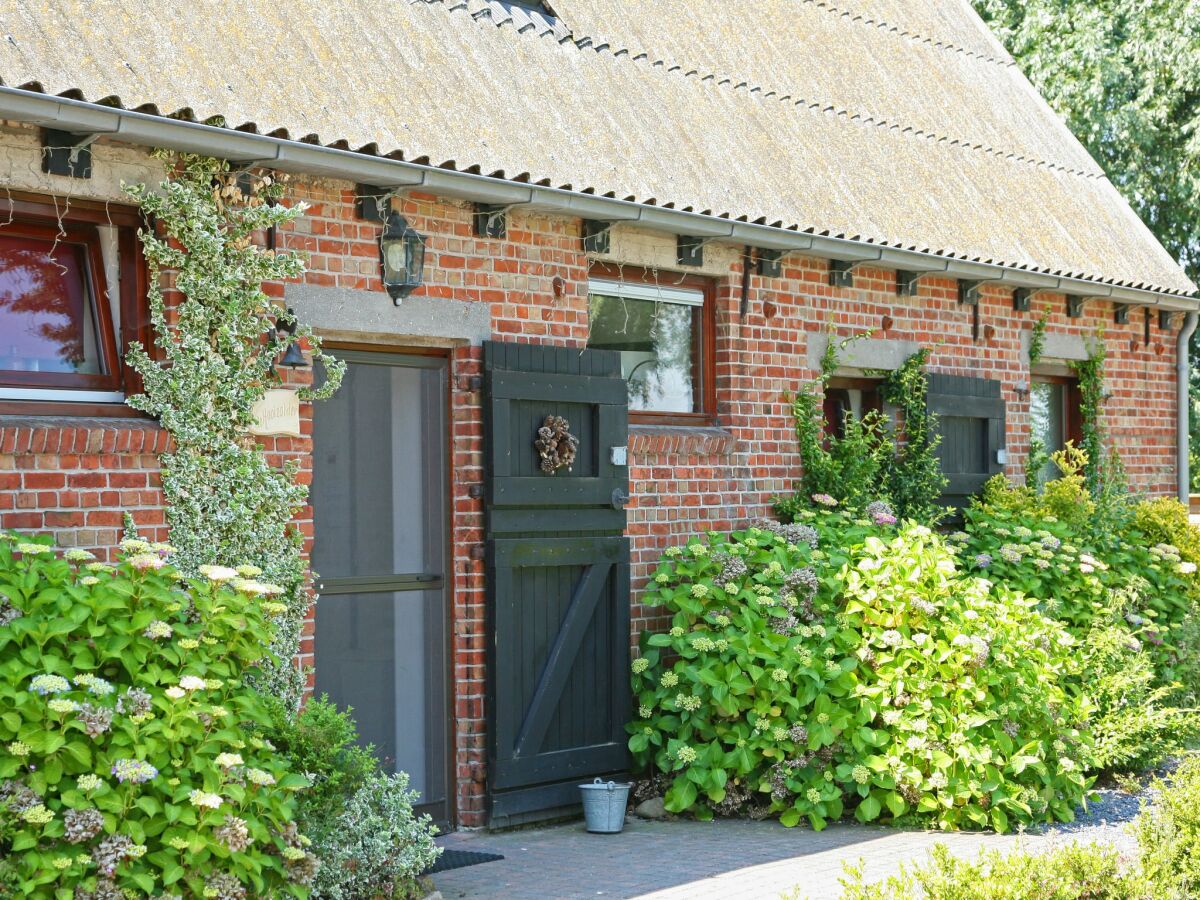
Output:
[630, 516, 1091, 832]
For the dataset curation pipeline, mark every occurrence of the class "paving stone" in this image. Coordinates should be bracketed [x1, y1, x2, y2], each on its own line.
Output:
[432, 817, 1126, 899]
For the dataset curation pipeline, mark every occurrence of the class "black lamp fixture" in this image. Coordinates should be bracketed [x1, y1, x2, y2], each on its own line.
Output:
[380, 209, 426, 305]
[274, 307, 308, 369]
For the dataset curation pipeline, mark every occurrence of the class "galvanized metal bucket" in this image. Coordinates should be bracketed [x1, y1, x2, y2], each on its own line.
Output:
[579, 778, 630, 833]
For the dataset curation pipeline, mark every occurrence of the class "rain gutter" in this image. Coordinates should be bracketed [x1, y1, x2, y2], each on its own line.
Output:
[1178, 312, 1199, 502]
[2, 86, 1197, 311]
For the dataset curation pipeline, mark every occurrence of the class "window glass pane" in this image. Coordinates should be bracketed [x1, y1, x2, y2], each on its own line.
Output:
[0, 235, 103, 375]
[1030, 382, 1064, 484]
[587, 292, 695, 412]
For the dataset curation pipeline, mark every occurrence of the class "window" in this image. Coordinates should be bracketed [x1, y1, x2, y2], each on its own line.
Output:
[823, 378, 883, 441]
[1029, 377, 1083, 484]
[586, 267, 714, 422]
[0, 196, 146, 410]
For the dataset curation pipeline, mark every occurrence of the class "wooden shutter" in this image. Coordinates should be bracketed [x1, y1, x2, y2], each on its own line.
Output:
[927, 373, 1006, 510]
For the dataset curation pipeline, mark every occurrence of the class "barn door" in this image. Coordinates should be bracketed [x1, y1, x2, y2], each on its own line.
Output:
[927, 373, 1006, 510]
[483, 341, 631, 826]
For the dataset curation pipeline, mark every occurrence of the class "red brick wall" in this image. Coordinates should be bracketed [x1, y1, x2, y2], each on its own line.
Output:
[0, 171, 1183, 829]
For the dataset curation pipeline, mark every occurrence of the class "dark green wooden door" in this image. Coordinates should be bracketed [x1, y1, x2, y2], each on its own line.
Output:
[928, 373, 1006, 510]
[483, 341, 631, 826]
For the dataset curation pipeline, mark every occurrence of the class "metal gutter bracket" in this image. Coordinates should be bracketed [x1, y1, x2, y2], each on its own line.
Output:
[355, 184, 392, 222]
[582, 219, 613, 254]
[1012, 287, 1054, 312]
[474, 203, 508, 239]
[829, 259, 875, 288]
[41, 128, 96, 178]
[756, 249, 783, 278]
[677, 235, 706, 267]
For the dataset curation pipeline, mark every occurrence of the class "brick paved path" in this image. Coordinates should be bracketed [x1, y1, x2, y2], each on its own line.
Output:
[431, 817, 1060, 899]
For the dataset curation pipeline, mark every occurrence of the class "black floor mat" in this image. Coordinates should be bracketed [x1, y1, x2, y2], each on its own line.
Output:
[425, 848, 505, 875]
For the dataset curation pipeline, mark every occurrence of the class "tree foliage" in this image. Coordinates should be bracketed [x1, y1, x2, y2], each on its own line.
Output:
[973, 0, 1199, 283]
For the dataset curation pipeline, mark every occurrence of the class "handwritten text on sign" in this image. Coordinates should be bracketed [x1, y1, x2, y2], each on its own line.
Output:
[248, 389, 301, 437]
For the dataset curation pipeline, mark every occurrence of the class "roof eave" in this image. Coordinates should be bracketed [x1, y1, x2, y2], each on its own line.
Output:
[4, 86, 1195, 310]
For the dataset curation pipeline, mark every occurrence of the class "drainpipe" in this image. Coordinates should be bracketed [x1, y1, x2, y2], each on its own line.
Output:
[1177, 311, 1199, 502]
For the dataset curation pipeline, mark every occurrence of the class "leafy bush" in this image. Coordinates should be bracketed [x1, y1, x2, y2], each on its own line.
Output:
[266, 697, 440, 899]
[963, 471, 1200, 770]
[1133, 755, 1200, 898]
[831, 755, 1200, 899]
[0, 534, 316, 898]
[1079, 617, 1199, 772]
[971, 466, 1200, 670]
[305, 772, 438, 900]
[827, 841, 1145, 900]
[629, 515, 1091, 832]
[774, 337, 945, 525]
[1134, 497, 1200, 570]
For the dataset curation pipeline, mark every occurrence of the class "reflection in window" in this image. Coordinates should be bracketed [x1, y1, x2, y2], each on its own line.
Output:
[587, 281, 702, 413]
[0, 233, 104, 377]
[1030, 381, 1066, 485]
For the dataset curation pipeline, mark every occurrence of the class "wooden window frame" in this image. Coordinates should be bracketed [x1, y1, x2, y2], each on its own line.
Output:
[823, 376, 884, 441]
[1031, 374, 1084, 448]
[587, 262, 716, 426]
[0, 193, 149, 418]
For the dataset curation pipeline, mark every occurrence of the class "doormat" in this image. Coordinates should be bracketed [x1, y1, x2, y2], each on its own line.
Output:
[424, 848, 505, 875]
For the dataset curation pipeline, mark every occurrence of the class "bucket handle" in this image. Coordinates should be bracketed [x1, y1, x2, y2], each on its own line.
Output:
[592, 777, 616, 792]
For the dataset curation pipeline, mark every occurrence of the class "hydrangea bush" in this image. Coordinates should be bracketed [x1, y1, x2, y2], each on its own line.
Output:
[630, 510, 1091, 831]
[0, 534, 316, 898]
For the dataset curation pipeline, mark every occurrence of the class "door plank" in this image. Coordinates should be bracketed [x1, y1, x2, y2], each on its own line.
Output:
[512, 560, 614, 759]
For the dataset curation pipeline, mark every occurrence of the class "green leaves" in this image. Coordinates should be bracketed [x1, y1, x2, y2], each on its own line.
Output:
[0, 537, 314, 897]
[628, 520, 1092, 833]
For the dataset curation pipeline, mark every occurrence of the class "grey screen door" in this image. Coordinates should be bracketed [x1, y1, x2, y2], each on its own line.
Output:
[311, 350, 451, 827]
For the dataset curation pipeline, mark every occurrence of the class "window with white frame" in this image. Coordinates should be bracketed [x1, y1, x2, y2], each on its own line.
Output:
[586, 276, 707, 415]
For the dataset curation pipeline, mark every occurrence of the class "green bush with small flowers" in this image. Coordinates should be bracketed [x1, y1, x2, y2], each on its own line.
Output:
[0, 533, 317, 898]
[629, 507, 1091, 832]
[959, 472, 1200, 773]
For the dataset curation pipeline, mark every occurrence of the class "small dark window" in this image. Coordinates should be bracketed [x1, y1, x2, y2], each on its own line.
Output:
[0, 221, 120, 392]
[823, 379, 883, 441]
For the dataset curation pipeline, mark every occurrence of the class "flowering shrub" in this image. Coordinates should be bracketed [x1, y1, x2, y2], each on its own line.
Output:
[966, 473, 1200, 695]
[265, 697, 440, 898]
[630, 516, 1091, 832]
[0, 534, 316, 898]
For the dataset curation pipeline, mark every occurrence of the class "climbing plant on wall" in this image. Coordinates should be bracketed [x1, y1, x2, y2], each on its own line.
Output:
[125, 154, 345, 710]
[881, 348, 948, 524]
[775, 337, 946, 524]
[1072, 335, 1107, 496]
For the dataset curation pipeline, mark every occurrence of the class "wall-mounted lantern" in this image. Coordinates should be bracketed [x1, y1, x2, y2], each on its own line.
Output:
[380, 210, 426, 305]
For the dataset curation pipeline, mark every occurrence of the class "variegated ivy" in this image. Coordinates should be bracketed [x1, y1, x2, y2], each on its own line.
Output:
[125, 154, 345, 710]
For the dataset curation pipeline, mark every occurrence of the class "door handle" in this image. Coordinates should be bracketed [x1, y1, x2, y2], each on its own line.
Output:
[610, 487, 629, 510]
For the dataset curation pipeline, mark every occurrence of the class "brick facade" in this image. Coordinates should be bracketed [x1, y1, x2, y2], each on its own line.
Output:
[0, 138, 1184, 828]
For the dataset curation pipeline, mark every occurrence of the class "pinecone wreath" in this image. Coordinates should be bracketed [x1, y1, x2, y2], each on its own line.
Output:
[535, 415, 578, 474]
